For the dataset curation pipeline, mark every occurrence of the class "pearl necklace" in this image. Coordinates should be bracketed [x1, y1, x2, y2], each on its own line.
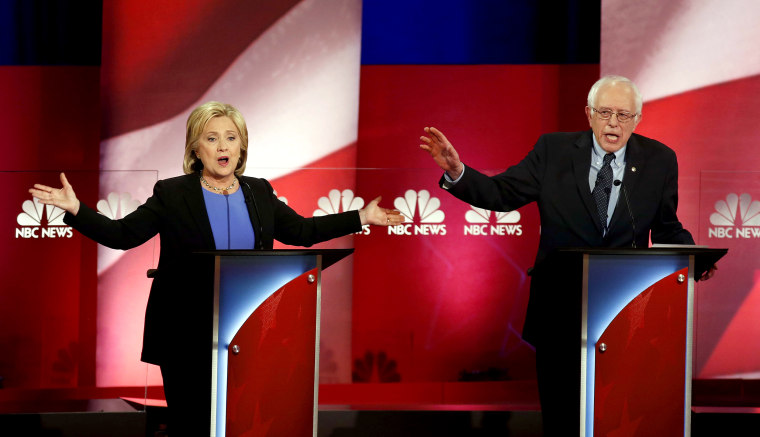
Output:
[200, 175, 237, 193]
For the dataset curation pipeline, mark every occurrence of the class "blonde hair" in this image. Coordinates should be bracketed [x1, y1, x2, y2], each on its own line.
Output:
[182, 101, 249, 176]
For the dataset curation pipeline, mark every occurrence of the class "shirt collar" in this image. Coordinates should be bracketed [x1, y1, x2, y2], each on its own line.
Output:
[591, 132, 626, 167]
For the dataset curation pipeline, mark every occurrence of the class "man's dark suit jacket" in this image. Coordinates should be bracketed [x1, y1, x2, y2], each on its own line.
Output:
[64, 173, 361, 365]
[441, 130, 694, 346]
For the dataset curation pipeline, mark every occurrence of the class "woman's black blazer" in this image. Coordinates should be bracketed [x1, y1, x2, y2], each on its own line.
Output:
[64, 173, 361, 364]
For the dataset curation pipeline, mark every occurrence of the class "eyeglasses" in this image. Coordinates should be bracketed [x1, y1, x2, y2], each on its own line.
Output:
[592, 107, 638, 123]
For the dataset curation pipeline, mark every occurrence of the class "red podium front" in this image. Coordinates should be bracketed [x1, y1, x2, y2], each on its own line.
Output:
[592, 267, 690, 435]
[573, 247, 725, 436]
[205, 249, 353, 437]
[533, 247, 726, 436]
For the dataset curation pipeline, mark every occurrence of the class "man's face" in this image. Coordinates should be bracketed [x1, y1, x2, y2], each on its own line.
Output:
[585, 82, 641, 153]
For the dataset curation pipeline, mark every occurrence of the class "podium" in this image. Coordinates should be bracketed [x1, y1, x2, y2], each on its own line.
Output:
[203, 249, 353, 437]
[534, 247, 726, 436]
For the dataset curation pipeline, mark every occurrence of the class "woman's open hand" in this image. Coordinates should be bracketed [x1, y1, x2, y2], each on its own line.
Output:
[359, 196, 404, 226]
[29, 172, 80, 215]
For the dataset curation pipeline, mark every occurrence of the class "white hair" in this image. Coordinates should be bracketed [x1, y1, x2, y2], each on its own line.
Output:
[587, 75, 643, 114]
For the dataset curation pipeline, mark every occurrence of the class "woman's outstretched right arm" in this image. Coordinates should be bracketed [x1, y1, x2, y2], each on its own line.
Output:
[29, 172, 160, 250]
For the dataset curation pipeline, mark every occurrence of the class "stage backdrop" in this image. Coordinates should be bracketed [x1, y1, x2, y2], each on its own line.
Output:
[601, 0, 760, 379]
[1, 0, 758, 402]
[0, 1, 102, 389]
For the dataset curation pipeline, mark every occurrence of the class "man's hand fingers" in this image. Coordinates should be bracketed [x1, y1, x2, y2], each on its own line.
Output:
[428, 126, 448, 143]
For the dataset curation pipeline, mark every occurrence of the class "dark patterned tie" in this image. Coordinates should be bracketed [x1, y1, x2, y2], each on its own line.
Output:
[592, 153, 615, 232]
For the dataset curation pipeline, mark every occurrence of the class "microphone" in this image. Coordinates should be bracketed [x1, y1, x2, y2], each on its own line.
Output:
[614, 179, 636, 248]
[242, 181, 264, 250]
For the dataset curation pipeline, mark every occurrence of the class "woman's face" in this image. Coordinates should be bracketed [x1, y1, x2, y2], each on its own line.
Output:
[196, 116, 241, 183]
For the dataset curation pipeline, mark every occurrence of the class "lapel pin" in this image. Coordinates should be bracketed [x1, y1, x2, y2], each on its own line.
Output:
[631, 167, 637, 173]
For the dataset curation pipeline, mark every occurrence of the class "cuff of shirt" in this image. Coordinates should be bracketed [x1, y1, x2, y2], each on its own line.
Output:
[442, 165, 465, 189]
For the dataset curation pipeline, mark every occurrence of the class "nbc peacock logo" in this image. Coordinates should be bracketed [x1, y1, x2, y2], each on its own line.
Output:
[463, 206, 522, 236]
[97, 192, 141, 219]
[388, 189, 446, 236]
[707, 193, 760, 239]
[313, 189, 369, 235]
[15, 197, 73, 239]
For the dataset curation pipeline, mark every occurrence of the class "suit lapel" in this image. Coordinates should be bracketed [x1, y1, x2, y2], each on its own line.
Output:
[621, 134, 644, 194]
[573, 131, 605, 234]
[181, 174, 216, 249]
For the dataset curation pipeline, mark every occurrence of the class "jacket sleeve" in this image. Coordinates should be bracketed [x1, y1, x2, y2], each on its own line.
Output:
[650, 151, 695, 245]
[443, 136, 546, 212]
[63, 182, 164, 250]
[261, 180, 362, 247]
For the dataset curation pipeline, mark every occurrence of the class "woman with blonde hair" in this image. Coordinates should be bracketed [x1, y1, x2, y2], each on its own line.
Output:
[30, 101, 402, 434]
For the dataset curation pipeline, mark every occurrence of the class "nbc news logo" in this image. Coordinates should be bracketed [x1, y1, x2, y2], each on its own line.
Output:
[15, 192, 141, 240]
[707, 193, 760, 239]
[388, 190, 447, 236]
[463, 206, 522, 236]
[15, 198, 73, 239]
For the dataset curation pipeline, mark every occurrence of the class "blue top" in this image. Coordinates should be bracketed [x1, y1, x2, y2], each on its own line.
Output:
[201, 188, 256, 250]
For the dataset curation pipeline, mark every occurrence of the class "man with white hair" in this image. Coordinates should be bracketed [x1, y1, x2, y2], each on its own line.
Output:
[420, 75, 710, 435]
